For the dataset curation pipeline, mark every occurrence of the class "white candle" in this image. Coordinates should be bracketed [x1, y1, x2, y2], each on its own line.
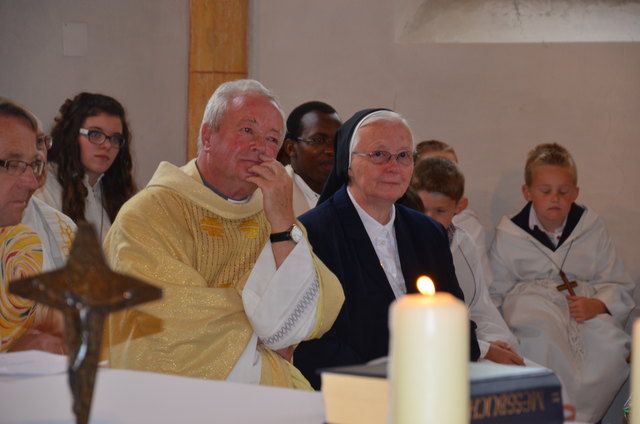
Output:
[389, 276, 469, 424]
[631, 319, 640, 424]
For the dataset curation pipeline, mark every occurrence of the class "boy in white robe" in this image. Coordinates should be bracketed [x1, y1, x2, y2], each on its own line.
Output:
[489, 143, 634, 423]
[415, 140, 490, 281]
[411, 156, 523, 365]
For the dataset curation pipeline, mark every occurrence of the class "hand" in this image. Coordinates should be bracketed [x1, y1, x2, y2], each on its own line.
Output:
[485, 341, 525, 365]
[566, 296, 608, 322]
[275, 345, 295, 362]
[245, 154, 295, 233]
[9, 329, 66, 354]
[246, 154, 297, 268]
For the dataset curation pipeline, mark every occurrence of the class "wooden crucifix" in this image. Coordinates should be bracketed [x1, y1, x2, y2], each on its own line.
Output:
[556, 270, 577, 296]
[9, 222, 162, 424]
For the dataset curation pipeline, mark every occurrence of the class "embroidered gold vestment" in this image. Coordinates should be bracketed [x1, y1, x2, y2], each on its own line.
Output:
[104, 160, 343, 388]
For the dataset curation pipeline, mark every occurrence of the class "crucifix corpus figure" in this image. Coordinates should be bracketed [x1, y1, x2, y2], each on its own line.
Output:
[556, 270, 577, 296]
[9, 222, 162, 424]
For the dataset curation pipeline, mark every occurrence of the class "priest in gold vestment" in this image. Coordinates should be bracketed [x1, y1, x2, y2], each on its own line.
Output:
[104, 80, 344, 389]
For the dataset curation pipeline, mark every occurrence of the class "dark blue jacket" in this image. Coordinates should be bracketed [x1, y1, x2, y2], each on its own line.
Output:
[294, 185, 480, 389]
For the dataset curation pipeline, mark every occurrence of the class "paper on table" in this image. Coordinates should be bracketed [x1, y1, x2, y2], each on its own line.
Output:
[0, 350, 67, 377]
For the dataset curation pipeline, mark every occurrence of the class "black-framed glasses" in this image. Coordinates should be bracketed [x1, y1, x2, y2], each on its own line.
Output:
[79, 128, 126, 148]
[294, 136, 333, 147]
[0, 159, 45, 177]
[36, 134, 53, 150]
[351, 150, 414, 166]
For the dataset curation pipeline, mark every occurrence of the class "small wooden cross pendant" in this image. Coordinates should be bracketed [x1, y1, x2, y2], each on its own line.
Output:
[556, 270, 577, 296]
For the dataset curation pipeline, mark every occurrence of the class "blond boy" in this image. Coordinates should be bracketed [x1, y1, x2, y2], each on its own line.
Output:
[411, 157, 523, 365]
[489, 143, 633, 423]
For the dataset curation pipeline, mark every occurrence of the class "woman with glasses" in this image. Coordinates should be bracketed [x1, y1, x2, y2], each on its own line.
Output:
[35, 92, 136, 241]
[293, 109, 480, 389]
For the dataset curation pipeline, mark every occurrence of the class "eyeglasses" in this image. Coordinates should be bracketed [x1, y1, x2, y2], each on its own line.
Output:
[36, 134, 53, 150]
[79, 128, 126, 148]
[294, 136, 333, 147]
[0, 159, 45, 177]
[351, 150, 414, 166]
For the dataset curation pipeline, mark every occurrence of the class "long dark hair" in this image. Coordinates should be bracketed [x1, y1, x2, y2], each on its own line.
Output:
[48, 92, 137, 223]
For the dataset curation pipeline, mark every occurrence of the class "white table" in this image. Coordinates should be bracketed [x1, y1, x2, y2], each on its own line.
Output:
[0, 352, 593, 423]
[0, 352, 324, 424]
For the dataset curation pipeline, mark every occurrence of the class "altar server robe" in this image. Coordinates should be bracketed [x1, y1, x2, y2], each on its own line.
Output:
[489, 202, 634, 423]
[451, 226, 519, 358]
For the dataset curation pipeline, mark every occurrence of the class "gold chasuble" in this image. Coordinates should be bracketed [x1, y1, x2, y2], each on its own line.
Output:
[104, 160, 343, 389]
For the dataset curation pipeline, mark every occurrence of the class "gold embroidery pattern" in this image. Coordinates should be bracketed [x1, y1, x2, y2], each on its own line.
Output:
[56, 213, 75, 257]
[239, 219, 260, 239]
[200, 216, 224, 237]
[191, 203, 268, 290]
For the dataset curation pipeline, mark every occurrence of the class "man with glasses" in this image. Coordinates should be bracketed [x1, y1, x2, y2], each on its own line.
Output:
[0, 101, 42, 227]
[0, 98, 64, 353]
[281, 101, 341, 215]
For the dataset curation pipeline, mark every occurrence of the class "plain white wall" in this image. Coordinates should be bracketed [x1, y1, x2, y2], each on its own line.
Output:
[0, 0, 189, 186]
[2, 0, 639, 290]
[250, 0, 640, 288]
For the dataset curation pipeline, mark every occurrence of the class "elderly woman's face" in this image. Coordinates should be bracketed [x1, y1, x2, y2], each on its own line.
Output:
[348, 120, 413, 209]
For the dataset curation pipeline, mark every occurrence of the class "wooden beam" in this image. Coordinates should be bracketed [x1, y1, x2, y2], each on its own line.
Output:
[187, 0, 247, 160]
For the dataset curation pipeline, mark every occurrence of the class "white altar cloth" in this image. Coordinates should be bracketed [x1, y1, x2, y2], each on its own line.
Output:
[0, 351, 324, 424]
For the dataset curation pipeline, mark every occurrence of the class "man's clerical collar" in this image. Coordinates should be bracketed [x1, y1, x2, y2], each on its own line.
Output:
[196, 162, 251, 204]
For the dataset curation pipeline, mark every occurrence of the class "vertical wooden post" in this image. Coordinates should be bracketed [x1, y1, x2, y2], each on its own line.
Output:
[187, 0, 248, 160]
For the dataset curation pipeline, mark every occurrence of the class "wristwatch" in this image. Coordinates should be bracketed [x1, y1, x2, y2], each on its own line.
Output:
[270, 224, 303, 243]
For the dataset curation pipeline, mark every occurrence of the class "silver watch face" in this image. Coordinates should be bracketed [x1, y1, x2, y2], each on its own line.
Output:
[291, 225, 303, 243]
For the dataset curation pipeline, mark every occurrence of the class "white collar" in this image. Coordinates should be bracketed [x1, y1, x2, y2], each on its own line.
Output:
[293, 172, 320, 203]
[347, 186, 405, 298]
[82, 172, 104, 189]
[227, 196, 251, 204]
[528, 205, 566, 245]
[347, 186, 396, 239]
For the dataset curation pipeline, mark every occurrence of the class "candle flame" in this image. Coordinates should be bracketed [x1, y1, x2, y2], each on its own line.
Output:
[417, 276, 435, 296]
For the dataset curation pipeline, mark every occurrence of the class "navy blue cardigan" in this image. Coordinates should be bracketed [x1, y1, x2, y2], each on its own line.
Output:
[294, 185, 480, 389]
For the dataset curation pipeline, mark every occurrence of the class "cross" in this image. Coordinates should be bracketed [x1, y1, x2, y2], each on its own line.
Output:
[9, 222, 162, 424]
[556, 270, 577, 296]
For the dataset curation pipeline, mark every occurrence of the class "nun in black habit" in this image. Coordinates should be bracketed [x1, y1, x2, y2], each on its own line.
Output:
[294, 109, 480, 389]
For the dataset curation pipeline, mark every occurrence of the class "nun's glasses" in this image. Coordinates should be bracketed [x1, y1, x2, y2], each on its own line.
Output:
[351, 150, 414, 166]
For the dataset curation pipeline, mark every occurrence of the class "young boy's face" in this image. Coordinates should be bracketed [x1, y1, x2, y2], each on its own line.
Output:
[522, 164, 579, 232]
[417, 190, 463, 228]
